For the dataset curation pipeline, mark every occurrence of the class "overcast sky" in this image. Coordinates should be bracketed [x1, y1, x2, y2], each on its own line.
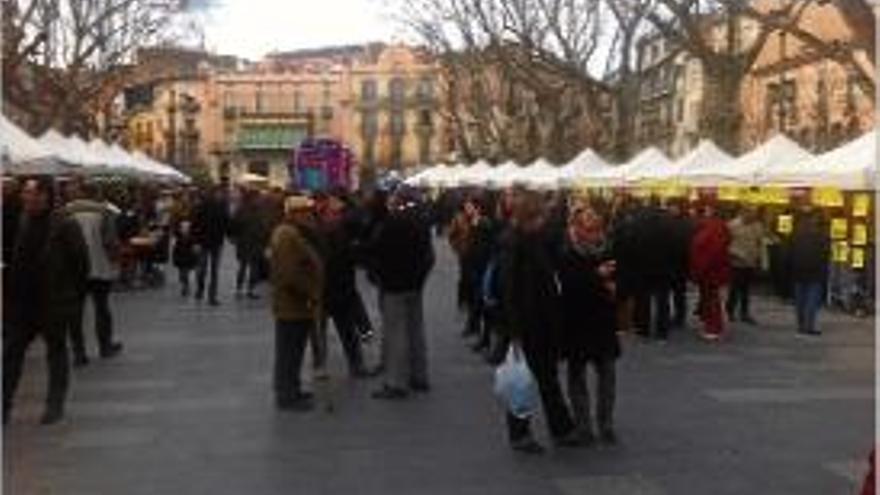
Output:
[198, 0, 405, 60]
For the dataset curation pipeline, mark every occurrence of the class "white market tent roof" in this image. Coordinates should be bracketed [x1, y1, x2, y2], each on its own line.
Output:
[762, 130, 876, 190]
[458, 160, 494, 187]
[594, 147, 669, 186]
[557, 148, 611, 187]
[720, 134, 813, 187]
[520, 158, 561, 189]
[485, 161, 520, 189]
[675, 140, 735, 186]
[434, 164, 470, 188]
[620, 147, 675, 185]
[0, 115, 67, 175]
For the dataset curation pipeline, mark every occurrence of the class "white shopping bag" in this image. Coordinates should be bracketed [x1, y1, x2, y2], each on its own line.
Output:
[493, 342, 539, 419]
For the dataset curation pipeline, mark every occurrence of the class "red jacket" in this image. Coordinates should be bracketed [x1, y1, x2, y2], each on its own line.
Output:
[689, 217, 731, 286]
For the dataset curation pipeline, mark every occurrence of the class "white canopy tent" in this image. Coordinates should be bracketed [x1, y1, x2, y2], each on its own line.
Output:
[675, 140, 735, 186]
[0, 115, 67, 175]
[433, 164, 470, 188]
[519, 159, 561, 189]
[618, 147, 675, 185]
[717, 134, 813, 187]
[457, 160, 494, 187]
[761, 130, 876, 190]
[557, 148, 611, 187]
[485, 161, 520, 189]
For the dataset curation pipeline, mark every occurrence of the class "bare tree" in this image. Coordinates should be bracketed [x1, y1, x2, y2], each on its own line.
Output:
[2, 0, 198, 136]
[397, 0, 612, 164]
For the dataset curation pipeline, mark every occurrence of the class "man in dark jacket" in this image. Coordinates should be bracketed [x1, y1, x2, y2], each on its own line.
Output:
[231, 189, 269, 299]
[192, 185, 230, 305]
[367, 188, 435, 399]
[631, 202, 677, 340]
[4, 177, 90, 425]
[316, 196, 368, 377]
[790, 206, 830, 335]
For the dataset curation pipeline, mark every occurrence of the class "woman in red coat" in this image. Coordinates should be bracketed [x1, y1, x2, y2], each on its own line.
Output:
[689, 202, 731, 341]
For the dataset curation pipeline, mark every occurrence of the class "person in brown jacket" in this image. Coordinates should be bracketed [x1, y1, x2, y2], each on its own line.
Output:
[447, 206, 473, 316]
[269, 196, 325, 412]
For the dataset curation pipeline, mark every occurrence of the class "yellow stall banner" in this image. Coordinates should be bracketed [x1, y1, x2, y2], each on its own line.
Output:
[852, 223, 868, 246]
[777, 214, 793, 235]
[812, 187, 844, 208]
[851, 248, 865, 269]
[832, 242, 850, 264]
[764, 187, 791, 205]
[830, 217, 848, 240]
[852, 194, 870, 217]
[718, 186, 743, 202]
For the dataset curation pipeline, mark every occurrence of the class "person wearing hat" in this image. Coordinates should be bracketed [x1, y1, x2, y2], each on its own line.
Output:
[269, 195, 325, 411]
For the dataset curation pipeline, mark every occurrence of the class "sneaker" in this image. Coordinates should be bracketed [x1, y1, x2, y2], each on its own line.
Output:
[39, 407, 64, 425]
[511, 437, 545, 454]
[371, 386, 409, 400]
[409, 381, 431, 394]
[277, 397, 314, 412]
[555, 430, 592, 448]
[599, 429, 618, 445]
[100, 342, 123, 359]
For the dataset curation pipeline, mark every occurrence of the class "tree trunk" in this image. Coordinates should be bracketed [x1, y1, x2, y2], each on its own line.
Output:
[700, 58, 744, 154]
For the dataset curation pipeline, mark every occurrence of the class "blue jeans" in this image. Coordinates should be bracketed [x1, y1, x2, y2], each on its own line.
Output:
[794, 282, 824, 333]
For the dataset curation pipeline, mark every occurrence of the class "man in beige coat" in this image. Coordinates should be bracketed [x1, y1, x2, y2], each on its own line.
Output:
[270, 196, 324, 411]
[726, 207, 765, 324]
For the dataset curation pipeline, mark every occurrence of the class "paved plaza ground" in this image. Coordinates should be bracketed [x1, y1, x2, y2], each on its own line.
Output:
[3, 241, 875, 494]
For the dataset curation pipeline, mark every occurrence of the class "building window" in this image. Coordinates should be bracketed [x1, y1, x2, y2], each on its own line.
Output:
[321, 106, 334, 120]
[391, 111, 406, 135]
[361, 80, 377, 101]
[416, 78, 433, 100]
[362, 111, 378, 138]
[255, 85, 264, 113]
[294, 89, 303, 113]
[418, 134, 430, 164]
[418, 109, 432, 128]
[676, 99, 684, 122]
[389, 77, 406, 106]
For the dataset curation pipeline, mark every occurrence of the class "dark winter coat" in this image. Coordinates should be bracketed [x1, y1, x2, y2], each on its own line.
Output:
[498, 229, 562, 353]
[320, 224, 359, 313]
[557, 242, 621, 361]
[7, 210, 90, 327]
[366, 206, 435, 294]
[789, 211, 830, 284]
[192, 198, 230, 249]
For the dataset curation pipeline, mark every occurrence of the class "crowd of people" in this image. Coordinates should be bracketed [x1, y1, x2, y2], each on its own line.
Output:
[0, 175, 853, 458]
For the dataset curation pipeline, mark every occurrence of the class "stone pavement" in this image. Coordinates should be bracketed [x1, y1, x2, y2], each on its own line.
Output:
[3, 240, 875, 494]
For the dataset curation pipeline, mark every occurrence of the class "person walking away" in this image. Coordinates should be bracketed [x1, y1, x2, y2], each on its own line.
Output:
[65, 181, 124, 366]
[448, 201, 474, 322]
[789, 206, 830, 336]
[726, 207, 765, 324]
[192, 185, 229, 306]
[667, 200, 695, 328]
[269, 196, 325, 412]
[232, 189, 268, 299]
[317, 196, 369, 377]
[172, 216, 198, 297]
[497, 191, 583, 453]
[461, 197, 494, 352]
[557, 207, 621, 445]
[367, 187, 435, 399]
[690, 202, 731, 341]
[4, 177, 90, 425]
[632, 201, 676, 340]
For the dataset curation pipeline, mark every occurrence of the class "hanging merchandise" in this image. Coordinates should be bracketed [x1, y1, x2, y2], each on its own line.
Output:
[851, 248, 866, 269]
[852, 224, 868, 247]
[812, 187, 844, 208]
[832, 241, 850, 264]
[852, 194, 870, 218]
[830, 217, 849, 240]
[762, 187, 791, 205]
[777, 214, 793, 235]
